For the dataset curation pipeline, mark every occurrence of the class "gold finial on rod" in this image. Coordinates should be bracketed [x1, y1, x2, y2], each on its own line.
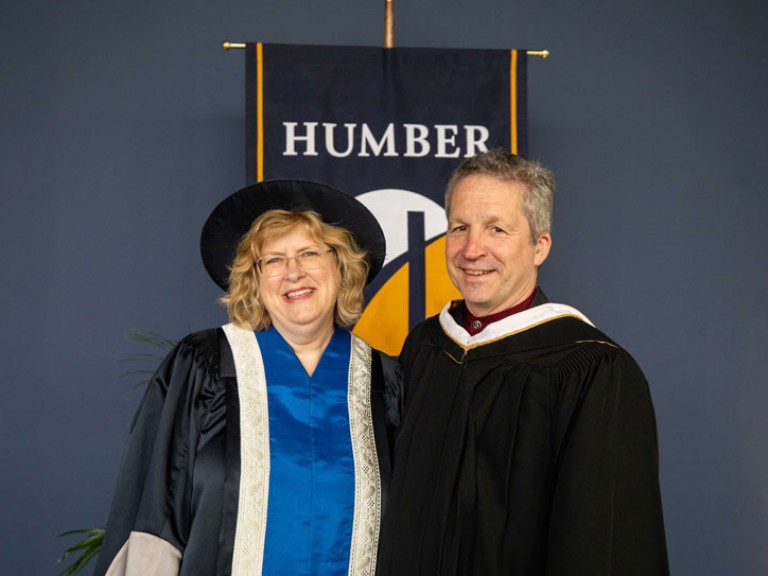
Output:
[221, 42, 550, 58]
[385, 0, 395, 48]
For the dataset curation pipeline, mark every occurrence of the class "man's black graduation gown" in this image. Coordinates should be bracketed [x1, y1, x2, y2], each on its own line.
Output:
[376, 294, 668, 576]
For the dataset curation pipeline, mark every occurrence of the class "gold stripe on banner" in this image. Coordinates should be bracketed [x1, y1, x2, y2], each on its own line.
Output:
[256, 42, 264, 182]
[510, 49, 518, 155]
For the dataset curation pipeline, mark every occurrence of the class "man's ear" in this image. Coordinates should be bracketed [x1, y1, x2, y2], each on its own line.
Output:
[534, 232, 552, 267]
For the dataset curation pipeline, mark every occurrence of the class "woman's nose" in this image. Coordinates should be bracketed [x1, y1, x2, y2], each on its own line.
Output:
[284, 257, 305, 279]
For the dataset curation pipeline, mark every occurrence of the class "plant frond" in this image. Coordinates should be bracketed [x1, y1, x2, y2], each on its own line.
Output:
[56, 528, 104, 576]
[126, 330, 177, 350]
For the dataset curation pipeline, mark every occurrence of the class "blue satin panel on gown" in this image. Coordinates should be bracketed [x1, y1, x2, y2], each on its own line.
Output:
[257, 327, 355, 576]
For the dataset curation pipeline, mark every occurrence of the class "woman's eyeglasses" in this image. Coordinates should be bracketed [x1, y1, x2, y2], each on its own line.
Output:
[256, 248, 334, 277]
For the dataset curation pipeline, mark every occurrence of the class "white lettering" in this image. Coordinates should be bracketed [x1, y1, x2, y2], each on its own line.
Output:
[360, 123, 398, 157]
[323, 123, 356, 158]
[281, 121, 492, 159]
[283, 122, 319, 156]
[463, 125, 490, 157]
[434, 125, 461, 158]
[403, 124, 430, 157]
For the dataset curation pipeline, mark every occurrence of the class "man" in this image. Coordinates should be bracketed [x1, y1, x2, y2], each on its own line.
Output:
[376, 149, 668, 575]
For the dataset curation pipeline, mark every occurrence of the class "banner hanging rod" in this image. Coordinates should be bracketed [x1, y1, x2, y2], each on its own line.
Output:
[222, 42, 549, 59]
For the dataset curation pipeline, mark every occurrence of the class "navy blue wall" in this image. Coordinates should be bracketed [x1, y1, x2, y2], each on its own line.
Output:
[2, 1, 767, 574]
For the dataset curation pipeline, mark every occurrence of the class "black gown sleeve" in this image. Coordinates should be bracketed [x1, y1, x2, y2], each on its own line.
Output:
[546, 344, 669, 576]
[379, 350, 403, 433]
[93, 331, 220, 576]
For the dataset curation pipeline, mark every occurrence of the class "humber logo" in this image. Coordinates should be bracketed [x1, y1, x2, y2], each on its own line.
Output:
[351, 188, 460, 355]
[282, 121, 491, 159]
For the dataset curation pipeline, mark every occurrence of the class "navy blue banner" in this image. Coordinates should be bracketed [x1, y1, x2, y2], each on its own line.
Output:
[245, 43, 528, 354]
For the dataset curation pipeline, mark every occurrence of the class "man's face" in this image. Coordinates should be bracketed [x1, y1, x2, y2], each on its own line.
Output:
[445, 174, 551, 317]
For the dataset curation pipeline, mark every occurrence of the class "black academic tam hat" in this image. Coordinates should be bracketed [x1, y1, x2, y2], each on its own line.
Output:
[200, 179, 386, 291]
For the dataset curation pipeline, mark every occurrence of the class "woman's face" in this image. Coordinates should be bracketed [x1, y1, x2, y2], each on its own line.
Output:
[258, 225, 341, 340]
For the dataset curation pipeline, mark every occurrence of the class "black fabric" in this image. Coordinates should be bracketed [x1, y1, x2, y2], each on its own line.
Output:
[94, 328, 399, 576]
[370, 350, 403, 512]
[377, 304, 668, 576]
[217, 329, 239, 576]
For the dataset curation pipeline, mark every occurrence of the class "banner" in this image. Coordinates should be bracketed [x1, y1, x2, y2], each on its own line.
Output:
[245, 43, 528, 355]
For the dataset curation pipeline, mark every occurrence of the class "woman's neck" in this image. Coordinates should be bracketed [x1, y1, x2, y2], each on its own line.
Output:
[274, 322, 335, 376]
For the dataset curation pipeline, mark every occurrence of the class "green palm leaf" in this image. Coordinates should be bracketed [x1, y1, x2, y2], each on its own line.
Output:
[56, 529, 104, 576]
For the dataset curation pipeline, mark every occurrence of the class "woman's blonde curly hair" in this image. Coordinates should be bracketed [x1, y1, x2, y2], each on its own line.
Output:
[220, 209, 370, 330]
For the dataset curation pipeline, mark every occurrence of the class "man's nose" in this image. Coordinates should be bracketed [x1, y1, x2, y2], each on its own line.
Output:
[461, 232, 486, 260]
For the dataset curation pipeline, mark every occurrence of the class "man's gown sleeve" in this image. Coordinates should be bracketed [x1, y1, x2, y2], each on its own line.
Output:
[546, 346, 669, 575]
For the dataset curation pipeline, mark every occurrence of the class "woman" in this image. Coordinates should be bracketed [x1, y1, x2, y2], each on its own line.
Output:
[94, 180, 400, 576]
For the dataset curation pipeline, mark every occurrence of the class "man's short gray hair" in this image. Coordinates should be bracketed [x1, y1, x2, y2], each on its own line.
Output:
[445, 148, 555, 243]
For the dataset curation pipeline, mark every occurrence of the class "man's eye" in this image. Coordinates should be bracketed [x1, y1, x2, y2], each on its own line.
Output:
[449, 225, 466, 233]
